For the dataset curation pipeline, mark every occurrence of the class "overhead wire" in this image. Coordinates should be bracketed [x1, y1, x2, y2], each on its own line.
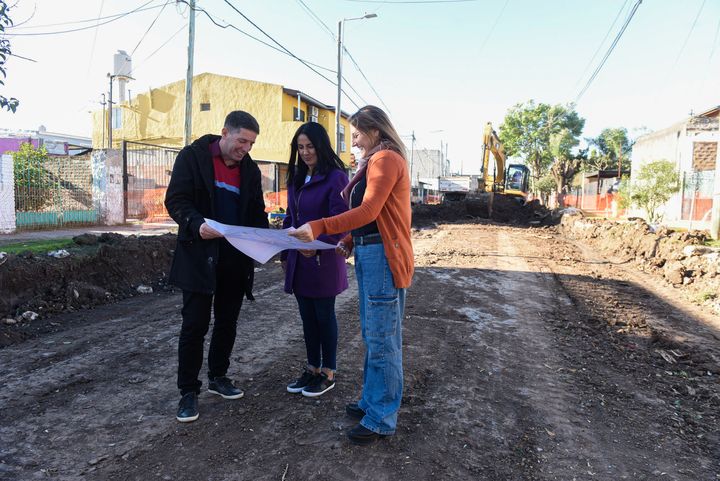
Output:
[475, 0, 509, 59]
[86, 0, 106, 79]
[4, 0, 161, 36]
[220, 0, 365, 109]
[342, 0, 477, 3]
[294, 0, 389, 110]
[668, 0, 706, 73]
[574, 0, 643, 104]
[131, 0, 170, 56]
[129, 23, 187, 76]
[572, 0, 629, 90]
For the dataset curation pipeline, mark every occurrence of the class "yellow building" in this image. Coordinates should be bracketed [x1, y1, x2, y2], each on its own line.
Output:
[91, 72, 352, 166]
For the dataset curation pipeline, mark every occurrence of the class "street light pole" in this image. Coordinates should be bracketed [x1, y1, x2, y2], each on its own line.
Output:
[335, 13, 377, 155]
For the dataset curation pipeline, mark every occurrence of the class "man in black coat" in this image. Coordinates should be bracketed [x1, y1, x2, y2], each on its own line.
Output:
[165, 110, 269, 422]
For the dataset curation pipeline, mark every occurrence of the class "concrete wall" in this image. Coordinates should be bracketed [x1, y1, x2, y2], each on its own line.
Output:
[0, 154, 16, 233]
[91, 72, 352, 166]
[631, 120, 719, 229]
[91, 150, 124, 225]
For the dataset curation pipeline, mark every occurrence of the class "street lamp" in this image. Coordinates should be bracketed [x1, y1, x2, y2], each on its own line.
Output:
[336, 13, 378, 155]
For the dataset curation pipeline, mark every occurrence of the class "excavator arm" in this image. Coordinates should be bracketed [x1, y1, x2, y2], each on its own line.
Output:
[481, 122, 506, 192]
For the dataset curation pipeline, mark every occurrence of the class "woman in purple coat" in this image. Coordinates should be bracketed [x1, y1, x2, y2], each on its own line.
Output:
[281, 122, 349, 397]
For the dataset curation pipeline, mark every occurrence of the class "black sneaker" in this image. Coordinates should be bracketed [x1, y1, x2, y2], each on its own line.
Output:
[207, 376, 244, 399]
[347, 423, 386, 445]
[176, 392, 199, 423]
[345, 402, 365, 420]
[287, 368, 318, 393]
[301, 372, 335, 398]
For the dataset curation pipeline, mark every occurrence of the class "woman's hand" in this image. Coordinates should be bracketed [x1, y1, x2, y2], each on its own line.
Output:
[336, 242, 351, 259]
[288, 224, 315, 242]
[299, 249, 316, 258]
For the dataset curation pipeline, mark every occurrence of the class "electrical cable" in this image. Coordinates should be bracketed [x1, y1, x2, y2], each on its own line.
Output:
[86, 0, 106, 79]
[293, 0, 389, 110]
[129, 23, 187, 77]
[668, 0, 706, 73]
[476, 0, 509, 59]
[220, 0, 364, 108]
[574, 0, 642, 104]
[5, 0, 160, 36]
[573, 0, 629, 90]
[131, 0, 170, 56]
[343, 0, 477, 3]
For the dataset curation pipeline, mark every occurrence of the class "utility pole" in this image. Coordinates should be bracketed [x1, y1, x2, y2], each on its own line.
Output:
[101, 93, 106, 148]
[409, 130, 415, 187]
[107, 74, 114, 149]
[183, 0, 196, 146]
[335, 19, 343, 155]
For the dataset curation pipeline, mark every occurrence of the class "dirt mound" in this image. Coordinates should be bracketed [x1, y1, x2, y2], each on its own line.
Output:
[0, 233, 176, 323]
[561, 214, 720, 310]
[412, 195, 553, 226]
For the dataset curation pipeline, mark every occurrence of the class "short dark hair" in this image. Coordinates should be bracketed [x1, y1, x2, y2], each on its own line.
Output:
[224, 110, 260, 134]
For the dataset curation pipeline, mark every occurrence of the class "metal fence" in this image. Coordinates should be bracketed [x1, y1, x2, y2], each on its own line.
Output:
[681, 170, 714, 222]
[123, 141, 180, 221]
[13, 154, 97, 230]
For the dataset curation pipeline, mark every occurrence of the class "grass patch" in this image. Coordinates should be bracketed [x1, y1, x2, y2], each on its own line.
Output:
[0, 238, 76, 255]
[704, 239, 720, 248]
[697, 291, 718, 303]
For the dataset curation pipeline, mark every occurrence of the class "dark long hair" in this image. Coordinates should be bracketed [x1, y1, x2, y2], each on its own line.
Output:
[287, 122, 346, 190]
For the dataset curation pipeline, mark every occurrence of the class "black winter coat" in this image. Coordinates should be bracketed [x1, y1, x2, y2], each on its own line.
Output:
[164, 134, 269, 294]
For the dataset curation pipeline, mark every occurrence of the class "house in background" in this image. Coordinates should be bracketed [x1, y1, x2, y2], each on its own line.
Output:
[90, 72, 352, 214]
[630, 105, 719, 229]
[0, 127, 92, 156]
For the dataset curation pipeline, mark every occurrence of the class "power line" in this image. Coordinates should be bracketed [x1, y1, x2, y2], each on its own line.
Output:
[669, 0, 706, 72]
[574, 0, 643, 104]
[129, 23, 187, 77]
[221, 0, 364, 109]
[573, 0, 629, 90]
[476, 0, 509, 59]
[177, 1, 364, 109]
[5, 0, 160, 36]
[296, 0, 335, 40]
[131, 0, 170, 56]
[294, 0, 389, 110]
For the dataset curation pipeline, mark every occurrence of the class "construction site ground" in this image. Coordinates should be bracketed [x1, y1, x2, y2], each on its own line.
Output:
[1, 217, 719, 480]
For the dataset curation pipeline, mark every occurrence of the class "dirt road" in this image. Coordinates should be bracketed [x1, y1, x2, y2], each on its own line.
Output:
[1, 222, 718, 480]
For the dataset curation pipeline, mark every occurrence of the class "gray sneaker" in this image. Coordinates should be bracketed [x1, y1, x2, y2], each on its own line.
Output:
[287, 368, 318, 394]
[208, 376, 244, 400]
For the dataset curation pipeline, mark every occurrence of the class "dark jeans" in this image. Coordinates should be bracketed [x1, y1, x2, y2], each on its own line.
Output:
[177, 246, 245, 395]
[295, 295, 338, 371]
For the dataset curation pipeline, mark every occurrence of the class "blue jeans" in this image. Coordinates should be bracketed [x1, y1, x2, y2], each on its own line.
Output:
[354, 243, 406, 435]
[295, 295, 338, 371]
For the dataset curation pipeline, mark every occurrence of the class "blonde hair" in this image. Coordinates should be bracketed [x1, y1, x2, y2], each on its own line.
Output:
[349, 105, 406, 160]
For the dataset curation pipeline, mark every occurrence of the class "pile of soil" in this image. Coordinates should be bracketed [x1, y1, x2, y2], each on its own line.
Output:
[412, 195, 553, 226]
[561, 213, 720, 310]
[0, 233, 176, 338]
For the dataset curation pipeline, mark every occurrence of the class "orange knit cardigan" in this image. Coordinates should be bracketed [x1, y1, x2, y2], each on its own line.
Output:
[308, 149, 414, 288]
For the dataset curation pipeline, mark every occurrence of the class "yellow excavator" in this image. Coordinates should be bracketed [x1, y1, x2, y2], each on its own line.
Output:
[480, 122, 529, 199]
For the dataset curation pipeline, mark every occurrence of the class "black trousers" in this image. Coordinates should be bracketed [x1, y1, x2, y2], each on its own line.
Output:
[177, 243, 245, 395]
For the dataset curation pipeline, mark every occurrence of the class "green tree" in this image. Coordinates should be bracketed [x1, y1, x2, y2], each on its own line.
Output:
[499, 101, 584, 193]
[586, 127, 632, 173]
[0, 1, 18, 112]
[13, 142, 51, 211]
[535, 173, 555, 206]
[618, 159, 680, 223]
[549, 128, 584, 205]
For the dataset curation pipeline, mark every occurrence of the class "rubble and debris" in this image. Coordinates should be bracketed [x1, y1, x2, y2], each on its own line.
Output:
[22, 311, 39, 321]
[136, 285, 153, 294]
[48, 249, 70, 258]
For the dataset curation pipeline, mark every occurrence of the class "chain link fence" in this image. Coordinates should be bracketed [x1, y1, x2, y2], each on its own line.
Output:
[681, 170, 714, 223]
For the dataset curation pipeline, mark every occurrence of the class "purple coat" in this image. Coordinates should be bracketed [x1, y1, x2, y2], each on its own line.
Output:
[281, 169, 349, 298]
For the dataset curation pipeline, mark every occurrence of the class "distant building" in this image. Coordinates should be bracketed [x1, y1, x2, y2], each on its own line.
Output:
[91, 72, 352, 167]
[630, 105, 719, 229]
[0, 127, 92, 156]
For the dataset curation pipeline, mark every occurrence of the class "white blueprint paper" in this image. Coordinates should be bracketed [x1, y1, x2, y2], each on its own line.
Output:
[205, 218, 336, 264]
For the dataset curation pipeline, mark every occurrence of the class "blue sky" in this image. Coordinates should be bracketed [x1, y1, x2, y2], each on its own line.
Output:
[1, 0, 718, 174]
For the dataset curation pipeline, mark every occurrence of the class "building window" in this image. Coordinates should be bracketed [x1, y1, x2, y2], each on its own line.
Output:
[339, 124, 346, 152]
[200, 102, 211, 111]
[293, 107, 305, 122]
[310, 105, 319, 123]
[111, 107, 122, 129]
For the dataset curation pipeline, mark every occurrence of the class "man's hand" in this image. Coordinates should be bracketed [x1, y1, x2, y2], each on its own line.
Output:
[199, 222, 223, 239]
[288, 224, 315, 242]
[299, 249, 316, 258]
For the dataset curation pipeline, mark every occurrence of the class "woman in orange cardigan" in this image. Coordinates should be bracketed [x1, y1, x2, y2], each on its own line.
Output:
[289, 105, 413, 445]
